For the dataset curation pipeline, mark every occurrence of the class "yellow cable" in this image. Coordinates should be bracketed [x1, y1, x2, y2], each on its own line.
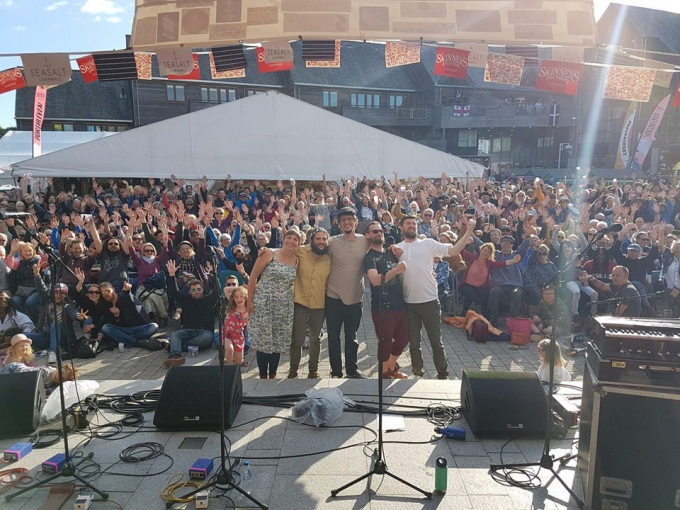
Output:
[160, 473, 205, 503]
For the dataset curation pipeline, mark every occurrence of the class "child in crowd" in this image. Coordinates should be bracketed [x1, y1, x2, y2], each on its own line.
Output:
[223, 286, 249, 366]
[1, 334, 34, 367]
[536, 338, 571, 384]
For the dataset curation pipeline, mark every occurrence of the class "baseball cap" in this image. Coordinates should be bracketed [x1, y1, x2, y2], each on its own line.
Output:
[337, 207, 356, 218]
[627, 243, 642, 251]
[500, 235, 515, 244]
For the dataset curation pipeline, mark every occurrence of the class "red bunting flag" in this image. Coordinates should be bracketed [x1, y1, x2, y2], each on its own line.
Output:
[77, 56, 99, 83]
[256, 47, 293, 73]
[0, 67, 27, 95]
[433, 47, 469, 79]
[534, 60, 584, 96]
[168, 54, 202, 80]
[674, 82, 680, 107]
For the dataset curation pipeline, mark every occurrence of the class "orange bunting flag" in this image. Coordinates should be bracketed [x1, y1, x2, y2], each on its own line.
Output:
[306, 41, 341, 68]
[134, 53, 153, 80]
[484, 53, 524, 86]
[603, 66, 655, 102]
[385, 42, 421, 68]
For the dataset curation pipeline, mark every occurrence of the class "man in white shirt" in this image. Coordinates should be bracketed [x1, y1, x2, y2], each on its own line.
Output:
[395, 216, 475, 379]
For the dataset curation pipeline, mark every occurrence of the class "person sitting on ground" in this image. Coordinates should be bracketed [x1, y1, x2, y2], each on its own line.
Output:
[531, 285, 569, 341]
[8, 241, 41, 323]
[536, 338, 571, 384]
[0, 360, 79, 388]
[127, 228, 170, 326]
[0, 290, 35, 350]
[223, 286, 248, 367]
[164, 259, 217, 367]
[1, 334, 34, 367]
[72, 270, 113, 344]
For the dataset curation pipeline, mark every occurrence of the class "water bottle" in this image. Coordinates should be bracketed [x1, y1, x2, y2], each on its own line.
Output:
[434, 457, 447, 494]
[241, 460, 252, 495]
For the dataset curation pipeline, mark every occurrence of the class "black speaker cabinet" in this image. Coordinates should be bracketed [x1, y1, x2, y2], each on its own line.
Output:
[461, 370, 547, 437]
[578, 363, 680, 510]
[154, 365, 243, 430]
[0, 371, 45, 438]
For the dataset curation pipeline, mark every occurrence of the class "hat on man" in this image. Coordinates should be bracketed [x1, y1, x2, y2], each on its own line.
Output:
[11, 334, 31, 348]
[337, 207, 356, 218]
[627, 243, 642, 252]
[500, 235, 515, 244]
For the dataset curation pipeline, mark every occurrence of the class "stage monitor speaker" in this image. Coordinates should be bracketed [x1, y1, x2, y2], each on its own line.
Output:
[0, 371, 45, 438]
[461, 370, 547, 437]
[154, 365, 242, 430]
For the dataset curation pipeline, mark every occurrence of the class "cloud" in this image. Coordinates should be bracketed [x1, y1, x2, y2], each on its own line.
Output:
[46, 0, 68, 11]
[93, 15, 102, 21]
[12, 25, 26, 31]
[0, 0, 15, 7]
[81, 0, 123, 15]
[107, 16, 122, 23]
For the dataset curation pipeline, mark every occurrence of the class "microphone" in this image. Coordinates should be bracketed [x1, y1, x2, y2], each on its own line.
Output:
[599, 223, 623, 234]
[0, 211, 32, 220]
[385, 236, 395, 248]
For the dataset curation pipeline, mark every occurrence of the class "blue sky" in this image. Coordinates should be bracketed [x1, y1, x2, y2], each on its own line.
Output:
[1, 0, 679, 128]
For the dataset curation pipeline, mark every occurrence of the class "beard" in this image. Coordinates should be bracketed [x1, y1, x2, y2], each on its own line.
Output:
[403, 230, 417, 240]
[369, 237, 383, 247]
[311, 244, 329, 256]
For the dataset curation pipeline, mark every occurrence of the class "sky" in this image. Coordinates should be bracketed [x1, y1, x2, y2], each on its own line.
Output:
[1, 0, 680, 128]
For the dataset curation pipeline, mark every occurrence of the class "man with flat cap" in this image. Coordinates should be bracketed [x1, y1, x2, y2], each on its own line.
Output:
[326, 207, 370, 378]
[488, 235, 524, 327]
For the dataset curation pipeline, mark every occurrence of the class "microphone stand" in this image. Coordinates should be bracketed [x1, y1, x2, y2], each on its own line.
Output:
[331, 239, 432, 500]
[7, 219, 108, 502]
[489, 227, 604, 509]
[166, 250, 267, 509]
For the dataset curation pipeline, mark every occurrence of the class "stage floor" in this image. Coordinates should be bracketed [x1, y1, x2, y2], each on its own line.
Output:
[1, 379, 584, 510]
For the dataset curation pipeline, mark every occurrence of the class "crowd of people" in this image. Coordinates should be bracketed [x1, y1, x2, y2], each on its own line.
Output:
[0, 169, 675, 381]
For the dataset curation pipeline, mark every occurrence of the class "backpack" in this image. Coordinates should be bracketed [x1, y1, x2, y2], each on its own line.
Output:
[468, 319, 488, 343]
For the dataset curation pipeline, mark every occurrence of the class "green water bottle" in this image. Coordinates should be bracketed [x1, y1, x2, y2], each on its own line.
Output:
[435, 457, 447, 494]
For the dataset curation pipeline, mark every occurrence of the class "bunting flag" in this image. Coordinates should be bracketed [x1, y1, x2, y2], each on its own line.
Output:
[302, 40, 337, 61]
[433, 47, 469, 79]
[134, 53, 153, 80]
[209, 53, 245, 79]
[0, 67, 27, 95]
[167, 54, 202, 80]
[77, 56, 99, 83]
[93, 52, 139, 81]
[551, 46, 584, 63]
[603, 66, 656, 102]
[306, 41, 341, 68]
[261, 41, 294, 64]
[455, 43, 487, 68]
[534, 60, 584, 96]
[257, 47, 293, 73]
[156, 47, 194, 77]
[673, 82, 680, 107]
[484, 53, 524, 86]
[21, 54, 72, 87]
[211, 45, 247, 72]
[452, 105, 471, 117]
[614, 102, 637, 170]
[643, 59, 675, 88]
[385, 42, 421, 68]
[632, 94, 671, 170]
[32, 86, 47, 158]
[505, 46, 538, 66]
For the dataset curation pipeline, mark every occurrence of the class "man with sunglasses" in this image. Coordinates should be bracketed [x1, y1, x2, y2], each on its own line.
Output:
[90, 222, 129, 292]
[164, 259, 217, 367]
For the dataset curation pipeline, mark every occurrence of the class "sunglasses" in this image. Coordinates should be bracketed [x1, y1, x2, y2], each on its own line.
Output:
[189, 287, 203, 293]
[637, 238, 649, 242]
[367, 229, 383, 234]
[143, 249, 155, 253]
[423, 214, 433, 217]
[225, 283, 238, 287]
[132, 237, 142, 241]
[87, 290, 101, 295]
[538, 252, 549, 256]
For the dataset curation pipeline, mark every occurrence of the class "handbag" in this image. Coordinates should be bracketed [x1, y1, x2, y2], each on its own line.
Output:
[506, 317, 532, 338]
[511, 332, 530, 346]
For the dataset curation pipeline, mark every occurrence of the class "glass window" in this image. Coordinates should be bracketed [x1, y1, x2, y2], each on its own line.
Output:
[116, 126, 126, 132]
[175, 85, 185, 102]
[323, 91, 338, 107]
[389, 95, 404, 108]
[166, 84, 174, 102]
[366, 94, 373, 108]
[209, 88, 218, 103]
[64, 124, 74, 132]
[229, 90, 236, 101]
[458, 130, 477, 148]
[502, 137, 512, 151]
[492, 138, 502, 153]
[351, 93, 357, 107]
[220, 89, 227, 103]
[201, 88, 208, 102]
[54, 123, 63, 131]
[373, 94, 380, 108]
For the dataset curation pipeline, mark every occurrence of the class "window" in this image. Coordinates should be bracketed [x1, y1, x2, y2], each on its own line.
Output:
[220, 89, 227, 103]
[389, 95, 404, 108]
[209, 88, 218, 103]
[201, 88, 208, 102]
[247, 90, 263, 96]
[458, 129, 477, 148]
[350, 93, 380, 109]
[54, 123, 63, 131]
[322, 91, 338, 107]
[200, 87, 220, 103]
[63, 124, 74, 132]
[116, 126, 126, 132]
[166, 84, 185, 102]
[87, 125, 102, 132]
[229, 90, 236, 101]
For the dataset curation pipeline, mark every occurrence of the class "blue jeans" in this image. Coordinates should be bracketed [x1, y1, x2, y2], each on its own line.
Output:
[11, 292, 41, 323]
[101, 323, 159, 348]
[27, 318, 94, 352]
[169, 329, 213, 356]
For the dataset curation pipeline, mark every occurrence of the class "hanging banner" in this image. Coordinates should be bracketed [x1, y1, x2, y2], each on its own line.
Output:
[32, 86, 47, 158]
[675, 82, 680, 107]
[631, 94, 671, 170]
[433, 47, 469, 79]
[134, 53, 153, 80]
[484, 53, 524, 86]
[209, 53, 246, 79]
[455, 43, 487, 68]
[643, 59, 675, 89]
[261, 41, 294, 64]
[385, 42, 420, 68]
[306, 41, 341, 68]
[167, 54, 202, 80]
[603, 66, 655, 102]
[256, 47, 293, 73]
[76, 56, 99, 83]
[452, 105, 471, 117]
[614, 102, 637, 170]
[534, 60, 583, 96]
[0, 67, 27, 95]
[156, 47, 194, 77]
[131, 0, 598, 51]
[21, 53, 72, 87]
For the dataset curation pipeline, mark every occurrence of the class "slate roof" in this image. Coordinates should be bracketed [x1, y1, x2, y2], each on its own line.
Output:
[288, 41, 422, 91]
[15, 72, 133, 121]
[607, 3, 680, 54]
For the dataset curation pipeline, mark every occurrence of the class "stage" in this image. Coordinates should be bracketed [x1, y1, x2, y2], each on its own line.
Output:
[1, 378, 584, 510]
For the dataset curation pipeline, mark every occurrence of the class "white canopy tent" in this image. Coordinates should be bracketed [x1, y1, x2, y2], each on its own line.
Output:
[11, 91, 484, 181]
